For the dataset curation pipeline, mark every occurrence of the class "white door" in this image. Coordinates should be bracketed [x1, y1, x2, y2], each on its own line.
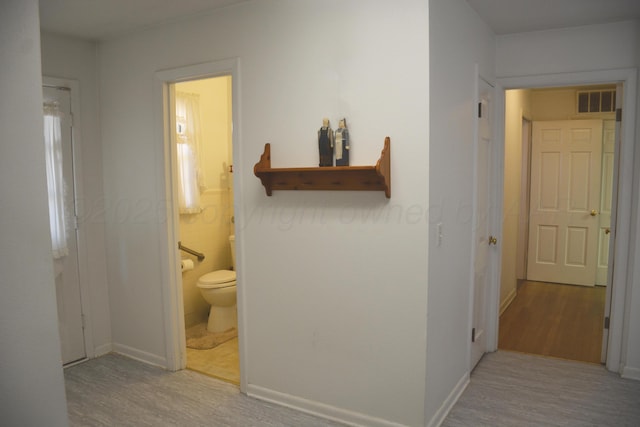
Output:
[470, 77, 494, 370]
[527, 120, 603, 286]
[602, 84, 623, 362]
[44, 86, 86, 365]
[596, 120, 615, 286]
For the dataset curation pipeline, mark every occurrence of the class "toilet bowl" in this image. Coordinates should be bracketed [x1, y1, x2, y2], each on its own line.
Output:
[196, 235, 237, 333]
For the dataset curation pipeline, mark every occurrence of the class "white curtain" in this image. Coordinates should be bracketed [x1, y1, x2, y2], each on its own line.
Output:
[43, 102, 68, 258]
[176, 92, 203, 214]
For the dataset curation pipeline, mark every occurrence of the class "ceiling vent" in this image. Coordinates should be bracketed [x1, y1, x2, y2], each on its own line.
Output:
[577, 89, 616, 114]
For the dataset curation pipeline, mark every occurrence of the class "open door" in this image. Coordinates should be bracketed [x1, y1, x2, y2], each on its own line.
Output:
[470, 76, 495, 370]
[601, 83, 623, 363]
[44, 85, 86, 365]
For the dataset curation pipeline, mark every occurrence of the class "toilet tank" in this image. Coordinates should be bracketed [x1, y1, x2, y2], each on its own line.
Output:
[229, 235, 236, 270]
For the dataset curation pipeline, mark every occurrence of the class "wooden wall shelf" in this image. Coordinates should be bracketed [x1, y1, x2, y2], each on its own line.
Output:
[254, 137, 391, 198]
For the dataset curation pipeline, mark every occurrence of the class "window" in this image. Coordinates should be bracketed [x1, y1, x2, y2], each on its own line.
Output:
[43, 102, 68, 258]
[175, 92, 203, 214]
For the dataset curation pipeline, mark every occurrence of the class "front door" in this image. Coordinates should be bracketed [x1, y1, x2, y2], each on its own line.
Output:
[470, 77, 494, 370]
[43, 85, 86, 365]
[526, 120, 603, 286]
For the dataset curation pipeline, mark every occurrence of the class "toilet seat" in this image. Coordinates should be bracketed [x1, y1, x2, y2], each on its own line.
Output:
[197, 270, 236, 289]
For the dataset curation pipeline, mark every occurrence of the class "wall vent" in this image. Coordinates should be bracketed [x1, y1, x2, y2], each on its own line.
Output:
[577, 89, 616, 114]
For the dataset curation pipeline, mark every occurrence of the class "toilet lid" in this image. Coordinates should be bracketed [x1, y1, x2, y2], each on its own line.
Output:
[198, 270, 236, 286]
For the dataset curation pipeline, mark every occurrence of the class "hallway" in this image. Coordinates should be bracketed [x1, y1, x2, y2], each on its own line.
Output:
[498, 280, 605, 364]
[443, 350, 640, 426]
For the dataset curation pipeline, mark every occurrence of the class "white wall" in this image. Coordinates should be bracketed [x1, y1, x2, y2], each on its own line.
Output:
[496, 20, 640, 378]
[0, 1, 69, 425]
[501, 89, 531, 312]
[427, 0, 495, 423]
[622, 22, 640, 380]
[98, 1, 429, 425]
[40, 31, 112, 357]
[496, 21, 638, 77]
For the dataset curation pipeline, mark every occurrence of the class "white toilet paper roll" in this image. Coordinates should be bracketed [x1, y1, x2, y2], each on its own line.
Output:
[181, 259, 194, 272]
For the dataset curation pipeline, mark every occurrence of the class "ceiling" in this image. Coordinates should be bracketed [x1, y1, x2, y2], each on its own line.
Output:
[39, 0, 640, 40]
[38, 0, 249, 40]
[466, 0, 640, 34]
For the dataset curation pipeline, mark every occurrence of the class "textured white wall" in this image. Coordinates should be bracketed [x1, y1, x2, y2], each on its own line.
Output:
[427, 0, 495, 423]
[99, 1, 429, 425]
[40, 31, 113, 357]
[0, 1, 69, 425]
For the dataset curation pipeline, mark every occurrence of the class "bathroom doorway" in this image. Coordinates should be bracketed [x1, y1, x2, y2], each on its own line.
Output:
[171, 76, 239, 384]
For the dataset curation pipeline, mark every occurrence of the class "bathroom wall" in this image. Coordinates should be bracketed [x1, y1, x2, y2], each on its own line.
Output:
[175, 77, 233, 328]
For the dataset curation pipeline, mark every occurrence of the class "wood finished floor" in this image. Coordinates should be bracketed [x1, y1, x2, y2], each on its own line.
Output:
[498, 280, 606, 364]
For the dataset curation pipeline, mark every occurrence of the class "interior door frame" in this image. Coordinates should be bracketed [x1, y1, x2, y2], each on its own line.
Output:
[43, 76, 95, 362]
[154, 58, 246, 391]
[491, 68, 637, 374]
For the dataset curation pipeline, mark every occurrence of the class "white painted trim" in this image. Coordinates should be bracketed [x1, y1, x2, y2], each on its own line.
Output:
[500, 287, 517, 315]
[154, 59, 247, 392]
[621, 366, 640, 381]
[94, 343, 113, 357]
[495, 68, 638, 374]
[247, 384, 408, 427]
[111, 343, 167, 369]
[426, 373, 470, 427]
[43, 76, 97, 361]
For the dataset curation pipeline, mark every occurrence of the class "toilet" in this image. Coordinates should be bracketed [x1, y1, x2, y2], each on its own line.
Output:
[197, 235, 237, 333]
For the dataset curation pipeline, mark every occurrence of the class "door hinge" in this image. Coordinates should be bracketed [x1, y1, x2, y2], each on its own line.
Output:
[72, 215, 79, 230]
[478, 102, 482, 118]
[81, 314, 87, 330]
[616, 108, 622, 122]
[471, 327, 476, 342]
[604, 316, 610, 330]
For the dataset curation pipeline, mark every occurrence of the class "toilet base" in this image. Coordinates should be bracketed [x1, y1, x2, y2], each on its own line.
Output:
[207, 304, 237, 333]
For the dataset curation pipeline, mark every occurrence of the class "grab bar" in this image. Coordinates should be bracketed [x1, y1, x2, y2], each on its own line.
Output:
[178, 241, 205, 261]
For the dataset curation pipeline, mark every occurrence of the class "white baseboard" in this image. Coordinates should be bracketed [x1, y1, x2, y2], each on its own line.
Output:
[426, 373, 469, 427]
[112, 343, 167, 369]
[247, 384, 409, 427]
[621, 365, 640, 381]
[94, 343, 113, 357]
[499, 287, 517, 315]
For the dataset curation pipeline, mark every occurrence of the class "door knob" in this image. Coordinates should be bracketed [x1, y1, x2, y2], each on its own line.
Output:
[590, 210, 598, 216]
[605, 227, 611, 235]
[489, 236, 497, 245]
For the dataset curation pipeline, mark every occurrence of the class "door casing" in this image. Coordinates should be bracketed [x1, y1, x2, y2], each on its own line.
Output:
[491, 68, 637, 374]
[43, 76, 95, 364]
[154, 59, 246, 389]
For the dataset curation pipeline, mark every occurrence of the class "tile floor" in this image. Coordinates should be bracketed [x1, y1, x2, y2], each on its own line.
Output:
[186, 334, 240, 385]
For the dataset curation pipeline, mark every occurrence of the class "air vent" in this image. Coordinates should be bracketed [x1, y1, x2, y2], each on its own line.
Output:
[577, 89, 616, 114]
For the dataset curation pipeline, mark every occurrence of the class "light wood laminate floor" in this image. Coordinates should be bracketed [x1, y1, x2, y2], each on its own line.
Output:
[498, 280, 605, 364]
[187, 337, 240, 385]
